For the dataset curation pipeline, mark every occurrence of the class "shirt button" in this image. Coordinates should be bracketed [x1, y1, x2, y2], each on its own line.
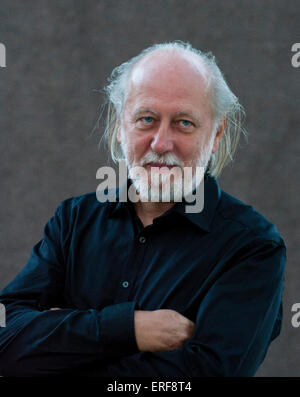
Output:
[139, 236, 146, 243]
[122, 281, 129, 288]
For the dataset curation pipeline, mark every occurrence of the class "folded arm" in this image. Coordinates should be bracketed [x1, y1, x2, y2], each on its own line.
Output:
[77, 239, 286, 377]
[0, 203, 139, 376]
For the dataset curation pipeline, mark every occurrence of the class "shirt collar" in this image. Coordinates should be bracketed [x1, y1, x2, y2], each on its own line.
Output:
[108, 174, 221, 232]
[172, 174, 221, 231]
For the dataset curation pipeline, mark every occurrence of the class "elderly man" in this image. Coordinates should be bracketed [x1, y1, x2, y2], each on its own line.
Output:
[0, 42, 286, 377]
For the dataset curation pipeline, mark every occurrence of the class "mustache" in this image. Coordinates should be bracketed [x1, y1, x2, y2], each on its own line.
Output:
[139, 151, 184, 168]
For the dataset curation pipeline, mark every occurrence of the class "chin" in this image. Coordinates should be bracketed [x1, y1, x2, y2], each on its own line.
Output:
[133, 177, 185, 203]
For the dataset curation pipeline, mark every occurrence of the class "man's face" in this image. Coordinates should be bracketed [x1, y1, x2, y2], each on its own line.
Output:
[117, 51, 223, 201]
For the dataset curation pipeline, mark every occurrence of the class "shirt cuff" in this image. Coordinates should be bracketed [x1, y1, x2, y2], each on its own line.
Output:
[100, 301, 139, 358]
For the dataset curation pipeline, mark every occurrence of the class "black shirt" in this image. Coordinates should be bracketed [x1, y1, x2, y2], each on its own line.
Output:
[0, 175, 286, 376]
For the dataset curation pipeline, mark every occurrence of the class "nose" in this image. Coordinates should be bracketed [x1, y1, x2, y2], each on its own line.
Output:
[150, 122, 174, 154]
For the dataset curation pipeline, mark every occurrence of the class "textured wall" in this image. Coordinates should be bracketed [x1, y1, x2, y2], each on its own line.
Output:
[0, 0, 299, 376]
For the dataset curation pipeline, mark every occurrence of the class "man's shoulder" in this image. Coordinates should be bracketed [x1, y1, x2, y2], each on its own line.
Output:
[55, 191, 111, 217]
[216, 189, 285, 246]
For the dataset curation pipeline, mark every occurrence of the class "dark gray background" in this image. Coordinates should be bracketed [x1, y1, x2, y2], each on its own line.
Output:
[0, 0, 299, 376]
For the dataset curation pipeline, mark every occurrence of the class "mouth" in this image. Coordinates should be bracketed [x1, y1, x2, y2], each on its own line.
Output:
[146, 162, 177, 170]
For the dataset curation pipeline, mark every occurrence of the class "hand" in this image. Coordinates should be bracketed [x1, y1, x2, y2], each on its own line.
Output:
[134, 309, 195, 353]
[50, 307, 61, 310]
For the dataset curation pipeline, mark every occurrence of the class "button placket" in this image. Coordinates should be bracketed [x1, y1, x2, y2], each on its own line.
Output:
[114, 232, 149, 303]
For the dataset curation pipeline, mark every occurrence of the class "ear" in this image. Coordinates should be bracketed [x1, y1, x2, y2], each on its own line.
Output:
[212, 119, 226, 154]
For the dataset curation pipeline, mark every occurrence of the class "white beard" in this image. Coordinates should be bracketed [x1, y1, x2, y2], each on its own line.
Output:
[121, 135, 214, 203]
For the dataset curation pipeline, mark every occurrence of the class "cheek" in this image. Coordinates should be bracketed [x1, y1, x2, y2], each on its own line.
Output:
[123, 133, 152, 161]
[133, 134, 153, 157]
[175, 136, 201, 161]
[177, 134, 212, 166]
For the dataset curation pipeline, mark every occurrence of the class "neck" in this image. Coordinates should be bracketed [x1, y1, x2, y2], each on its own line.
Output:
[134, 201, 175, 227]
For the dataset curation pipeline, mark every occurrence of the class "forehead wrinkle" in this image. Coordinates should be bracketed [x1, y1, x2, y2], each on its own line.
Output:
[127, 70, 211, 115]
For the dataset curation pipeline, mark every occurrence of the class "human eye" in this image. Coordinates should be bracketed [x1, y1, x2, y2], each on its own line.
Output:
[136, 116, 155, 129]
[141, 116, 154, 124]
[179, 119, 193, 127]
[176, 119, 196, 131]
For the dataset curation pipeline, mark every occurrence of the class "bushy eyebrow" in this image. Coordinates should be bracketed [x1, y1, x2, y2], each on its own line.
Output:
[131, 107, 202, 124]
[132, 107, 159, 119]
[173, 111, 202, 124]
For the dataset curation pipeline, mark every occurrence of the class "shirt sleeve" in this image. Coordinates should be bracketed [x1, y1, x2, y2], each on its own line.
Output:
[0, 201, 139, 377]
[79, 238, 286, 377]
